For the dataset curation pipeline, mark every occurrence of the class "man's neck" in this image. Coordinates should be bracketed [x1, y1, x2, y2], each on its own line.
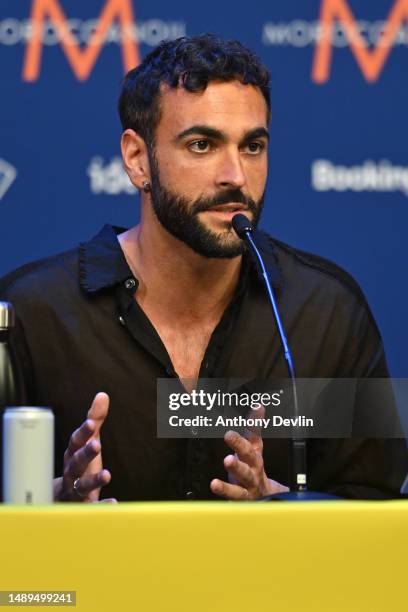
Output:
[118, 217, 242, 326]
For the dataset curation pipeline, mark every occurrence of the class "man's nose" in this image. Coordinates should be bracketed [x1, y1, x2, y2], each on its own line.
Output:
[215, 148, 246, 190]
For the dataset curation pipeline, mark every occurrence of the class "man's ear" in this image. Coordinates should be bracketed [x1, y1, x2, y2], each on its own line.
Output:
[121, 129, 151, 190]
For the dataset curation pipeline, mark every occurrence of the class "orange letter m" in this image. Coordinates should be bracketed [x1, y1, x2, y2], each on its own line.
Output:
[312, 0, 408, 82]
[23, 0, 140, 81]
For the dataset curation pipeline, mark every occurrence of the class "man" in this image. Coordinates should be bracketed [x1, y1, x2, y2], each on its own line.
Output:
[1, 35, 406, 502]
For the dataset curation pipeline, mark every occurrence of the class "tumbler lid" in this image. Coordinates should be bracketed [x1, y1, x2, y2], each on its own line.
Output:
[0, 302, 15, 329]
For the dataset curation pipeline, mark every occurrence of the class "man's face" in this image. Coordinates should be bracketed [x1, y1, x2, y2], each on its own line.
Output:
[148, 80, 269, 258]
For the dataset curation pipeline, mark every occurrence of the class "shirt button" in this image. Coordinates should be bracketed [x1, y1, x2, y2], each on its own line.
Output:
[125, 278, 136, 290]
[118, 316, 125, 326]
[185, 491, 195, 500]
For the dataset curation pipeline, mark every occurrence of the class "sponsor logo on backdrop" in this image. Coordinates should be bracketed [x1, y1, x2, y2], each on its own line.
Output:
[312, 159, 408, 197]
[263, 0, 408, 82]
[88, 156, 136, 195]
[0, 0, 185, 81]
[0, 159, 17, 201]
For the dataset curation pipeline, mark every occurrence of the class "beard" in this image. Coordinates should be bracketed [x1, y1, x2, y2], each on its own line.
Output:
[148, 154, 265, 259]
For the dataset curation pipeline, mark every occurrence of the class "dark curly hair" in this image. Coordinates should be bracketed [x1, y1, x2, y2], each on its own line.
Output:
[118, 34, 270, 148]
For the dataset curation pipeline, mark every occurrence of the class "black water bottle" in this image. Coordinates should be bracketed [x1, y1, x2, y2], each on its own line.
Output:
[0, 301, 26, 501]
[0, 302, 25, 405]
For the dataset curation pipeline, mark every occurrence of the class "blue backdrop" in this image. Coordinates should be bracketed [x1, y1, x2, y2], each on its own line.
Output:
[1, 0, 407, 375]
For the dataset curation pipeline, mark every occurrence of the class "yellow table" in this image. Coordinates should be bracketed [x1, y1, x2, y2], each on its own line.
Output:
[0, 501, 407, 611]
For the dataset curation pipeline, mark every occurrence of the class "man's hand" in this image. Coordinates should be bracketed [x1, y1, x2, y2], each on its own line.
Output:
[53, 392, 116, 503]
[210, 407, 289, 500]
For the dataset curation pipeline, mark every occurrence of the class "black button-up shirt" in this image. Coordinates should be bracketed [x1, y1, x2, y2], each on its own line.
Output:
[1, 225, 406, 500]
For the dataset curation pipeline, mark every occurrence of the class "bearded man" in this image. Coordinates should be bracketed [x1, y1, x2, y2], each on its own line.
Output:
[1, 35, 406, 502]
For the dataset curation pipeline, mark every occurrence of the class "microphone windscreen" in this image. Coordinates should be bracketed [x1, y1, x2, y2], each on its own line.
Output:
[232, 214, 253, 238]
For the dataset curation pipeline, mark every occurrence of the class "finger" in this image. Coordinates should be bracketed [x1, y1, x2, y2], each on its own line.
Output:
[224, 454, 257, 490]
[73, 469, 111, 498]
[64, 438, 101, 484]
[224, 430, 259, 468]
[244, 405, 265, 453]
[210, 478, 250, 500]
[87, 392, 110, 435]
[246, 403, 265, 427]
[65, 393, 109, 459]
[53, 476, 63, 501]
[264, 478, 290, 496]
[65, 419, 96, 459]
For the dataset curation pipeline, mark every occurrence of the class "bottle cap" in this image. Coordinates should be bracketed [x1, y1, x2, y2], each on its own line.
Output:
[0, 302, 15, 330]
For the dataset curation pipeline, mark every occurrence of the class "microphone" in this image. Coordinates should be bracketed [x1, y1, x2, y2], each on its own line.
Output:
[231, 214, 253, 238]
[232, 214, 339, 501]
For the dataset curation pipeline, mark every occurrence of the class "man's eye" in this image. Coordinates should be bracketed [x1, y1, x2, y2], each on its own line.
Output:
[189, 140, 210, 153]
[245, 142, 264, 154]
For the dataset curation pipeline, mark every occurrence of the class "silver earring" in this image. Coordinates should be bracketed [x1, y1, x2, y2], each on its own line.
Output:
[142, 180, 151, 193]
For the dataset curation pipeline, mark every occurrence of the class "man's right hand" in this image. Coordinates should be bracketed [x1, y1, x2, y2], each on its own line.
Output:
[53, 392, 116, 503]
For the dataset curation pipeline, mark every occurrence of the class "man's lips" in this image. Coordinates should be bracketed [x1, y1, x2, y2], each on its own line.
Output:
[204, 203, 248, 213]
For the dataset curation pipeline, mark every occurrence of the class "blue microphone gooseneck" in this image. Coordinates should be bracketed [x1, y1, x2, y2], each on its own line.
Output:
[231, 214, 307, 494]
[232, 214, 340, 500]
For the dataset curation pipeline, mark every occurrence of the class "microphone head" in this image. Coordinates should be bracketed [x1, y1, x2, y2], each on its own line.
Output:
[232, 214, 253, 238]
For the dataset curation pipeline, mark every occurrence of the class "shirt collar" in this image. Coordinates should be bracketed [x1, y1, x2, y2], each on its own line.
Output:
[79, 225, 132, 293]
[79, 224, 283, 294]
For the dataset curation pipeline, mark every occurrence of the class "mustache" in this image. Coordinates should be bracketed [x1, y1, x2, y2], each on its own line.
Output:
[191, 189, 257, 214]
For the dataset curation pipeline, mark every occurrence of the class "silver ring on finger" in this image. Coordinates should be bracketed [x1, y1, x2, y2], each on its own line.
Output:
[73, 477, 86, 498]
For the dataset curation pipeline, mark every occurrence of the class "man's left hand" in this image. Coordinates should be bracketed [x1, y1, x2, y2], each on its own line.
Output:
[210, 422, 289, 500]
